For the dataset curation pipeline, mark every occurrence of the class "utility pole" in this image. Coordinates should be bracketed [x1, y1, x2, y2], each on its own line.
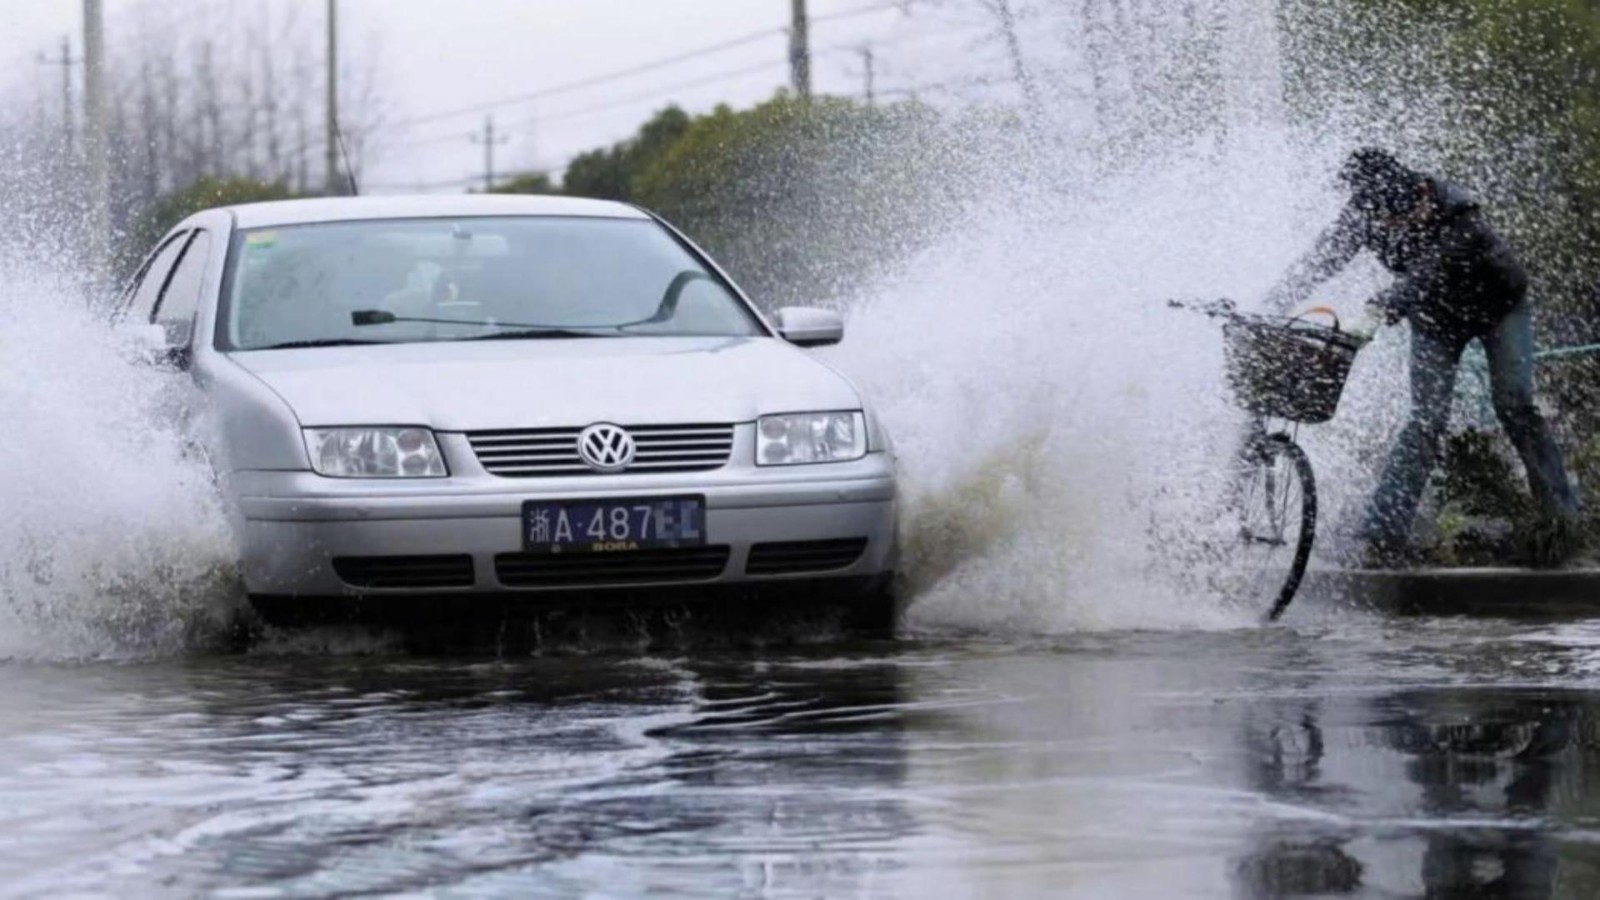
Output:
[325, 0, 341, 196]
[858, 45, 876, 106]
[470, 116, 509, 192]
[991, 0, 1041, 124]
[82, 0, 111, 291]
[37, 36, 80, 158]
[789, 0, 811, 100]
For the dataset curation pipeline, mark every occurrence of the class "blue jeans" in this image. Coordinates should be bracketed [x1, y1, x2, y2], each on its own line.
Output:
[1360, 302, 1582, 548]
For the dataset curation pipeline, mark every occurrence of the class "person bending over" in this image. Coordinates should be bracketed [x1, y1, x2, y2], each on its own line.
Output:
[1267, 147, 1582, 565]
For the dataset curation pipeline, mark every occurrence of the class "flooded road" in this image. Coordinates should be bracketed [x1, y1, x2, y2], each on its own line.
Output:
[4, 615, 1600, 897]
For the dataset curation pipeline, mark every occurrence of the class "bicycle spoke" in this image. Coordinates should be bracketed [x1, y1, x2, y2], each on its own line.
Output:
[1168, 302, 1334, 622]
[1213, 437, 1311, 619]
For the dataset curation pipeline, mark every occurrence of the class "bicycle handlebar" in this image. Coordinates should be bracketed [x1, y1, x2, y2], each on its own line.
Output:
[1166, 298, 1238, 318]
[1167, 298, 1347, 333]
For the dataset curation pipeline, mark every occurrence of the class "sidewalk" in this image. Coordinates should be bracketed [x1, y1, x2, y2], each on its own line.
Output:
[1303, 567, 1600, 617]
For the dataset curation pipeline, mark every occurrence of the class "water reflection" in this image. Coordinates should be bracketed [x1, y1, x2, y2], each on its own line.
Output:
[1235, 689, 1596, 899]
[1388, 690, 1570, 899]
[1235, 701, 1365, 897]
[0, 653, 920, 897]
[11, 628, 1600, 896]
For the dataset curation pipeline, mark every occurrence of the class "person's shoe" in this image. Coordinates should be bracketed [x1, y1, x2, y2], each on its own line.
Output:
[1521, 515, 1585, 569]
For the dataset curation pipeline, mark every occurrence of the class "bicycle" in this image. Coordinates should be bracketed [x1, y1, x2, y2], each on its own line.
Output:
[1169, 299, 1365, 621]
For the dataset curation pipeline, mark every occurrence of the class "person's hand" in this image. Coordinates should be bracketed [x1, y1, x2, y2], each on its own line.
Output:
[1345, 319, 1378, 347]
[1365, 293, 1409, 326]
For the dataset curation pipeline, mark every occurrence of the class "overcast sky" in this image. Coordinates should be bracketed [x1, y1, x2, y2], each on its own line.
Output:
[0, 1, 1003, 194]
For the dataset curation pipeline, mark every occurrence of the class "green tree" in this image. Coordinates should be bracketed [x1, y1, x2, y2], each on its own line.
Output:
[631, 94, 963, 308]
[563, 105, 692, 201]
[122, 176, 301, 274]
[561, 147, 630, 200]
[489, 172, 558, 195]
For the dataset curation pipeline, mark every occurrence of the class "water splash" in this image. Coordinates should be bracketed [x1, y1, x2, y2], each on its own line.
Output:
[0, 268, 244, 659]
[805, 0, 1557, 633]
[0, 0, 1520, 649]
[830, 129, 1403, 631]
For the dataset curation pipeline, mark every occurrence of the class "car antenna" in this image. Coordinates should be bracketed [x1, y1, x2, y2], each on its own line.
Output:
[334, 121, 360, 196]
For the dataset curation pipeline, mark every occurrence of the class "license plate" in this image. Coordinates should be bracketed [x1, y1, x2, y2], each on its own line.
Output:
[521, 496, 706, 553]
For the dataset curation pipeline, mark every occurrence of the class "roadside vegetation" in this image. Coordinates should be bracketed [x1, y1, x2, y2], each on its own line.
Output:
[492, 95, 974, 310]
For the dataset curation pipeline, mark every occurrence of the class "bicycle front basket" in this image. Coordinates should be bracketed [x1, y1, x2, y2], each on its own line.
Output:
[1222, 319, 1360, 423]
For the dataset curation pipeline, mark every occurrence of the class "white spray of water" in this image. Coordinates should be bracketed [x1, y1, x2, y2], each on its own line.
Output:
[830, 120, 1407, 634]
[807, 0, 1505, 634]
[0, 0, 1445, 650]
[0, 269, 243, 659]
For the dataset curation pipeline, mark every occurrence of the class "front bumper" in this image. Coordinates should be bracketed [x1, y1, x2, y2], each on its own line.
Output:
[231, 450, 897, 598]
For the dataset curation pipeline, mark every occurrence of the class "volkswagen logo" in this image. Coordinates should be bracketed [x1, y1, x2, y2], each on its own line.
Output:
[577, 423, 636, 473]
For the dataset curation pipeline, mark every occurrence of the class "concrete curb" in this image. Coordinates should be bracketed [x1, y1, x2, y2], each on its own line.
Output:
[1302, 568, 1600, 617]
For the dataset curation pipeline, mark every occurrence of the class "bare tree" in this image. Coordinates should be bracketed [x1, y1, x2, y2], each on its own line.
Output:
[907, 0, 1044, 121]
[984, 0, 1044, 124]
[93, 0, 387, 208]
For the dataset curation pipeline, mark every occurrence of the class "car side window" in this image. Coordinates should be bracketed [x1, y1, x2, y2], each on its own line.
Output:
[154, 231, 212, 342]
[125, 231, 190, 323]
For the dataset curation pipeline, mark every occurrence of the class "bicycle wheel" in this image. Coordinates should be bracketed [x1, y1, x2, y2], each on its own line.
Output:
[1234, 433, 1316, 621]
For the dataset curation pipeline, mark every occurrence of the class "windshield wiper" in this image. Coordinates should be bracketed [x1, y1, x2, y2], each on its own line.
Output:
[351, 309, 620, 339]
[252, 338, 385, 350]
[467, 328, 617, 340]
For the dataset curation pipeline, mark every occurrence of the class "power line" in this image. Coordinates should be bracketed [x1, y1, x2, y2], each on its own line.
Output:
[503, 28, 973, 132]
[877, 72, 1008, 100]
[387, 1, 909, 132]
[373, 3, 934, 190]
[387, 21, 995, 156]
[518, 59, 789, 127]
[389, 57, 791, 152]
[388, 26, 985, 151]
[389, 26, 783, 130]
[829, 20, 992, 52]
[393, 129, 481, 151]
[812, 1, 905, 24]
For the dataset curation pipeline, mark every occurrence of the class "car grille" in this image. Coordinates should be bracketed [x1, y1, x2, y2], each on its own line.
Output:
[495, 546, 732, 587]
[745, 539, 869, 575]
[332, 555, 476, 589]
[466, 424, 735, 477]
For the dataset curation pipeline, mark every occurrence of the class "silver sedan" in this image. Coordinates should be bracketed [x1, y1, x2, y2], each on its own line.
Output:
[119, 194, 899, 631]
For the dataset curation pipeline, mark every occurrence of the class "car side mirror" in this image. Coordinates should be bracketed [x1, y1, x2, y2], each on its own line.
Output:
[161, 344, 193, 370]
[159, 320, 194, 370]
[776, 307, 844, 347]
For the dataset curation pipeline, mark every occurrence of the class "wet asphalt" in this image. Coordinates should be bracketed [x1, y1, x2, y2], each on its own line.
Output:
[5, 613, 1600, 897]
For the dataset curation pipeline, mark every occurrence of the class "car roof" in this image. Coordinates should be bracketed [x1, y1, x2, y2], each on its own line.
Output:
[223, 194, 649, 229]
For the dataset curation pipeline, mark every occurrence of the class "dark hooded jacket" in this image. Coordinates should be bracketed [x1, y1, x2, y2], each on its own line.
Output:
[1273, 179, 1527, 338]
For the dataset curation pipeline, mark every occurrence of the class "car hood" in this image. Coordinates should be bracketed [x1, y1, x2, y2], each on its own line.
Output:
[226, 336, 862, 430]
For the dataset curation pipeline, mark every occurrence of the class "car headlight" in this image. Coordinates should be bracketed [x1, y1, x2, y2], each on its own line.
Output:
[304, 427, 448, 478]
[757, 411, 867, 466]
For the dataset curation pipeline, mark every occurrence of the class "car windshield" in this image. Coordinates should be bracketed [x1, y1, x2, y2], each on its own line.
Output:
[219, 216, 765, 350]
